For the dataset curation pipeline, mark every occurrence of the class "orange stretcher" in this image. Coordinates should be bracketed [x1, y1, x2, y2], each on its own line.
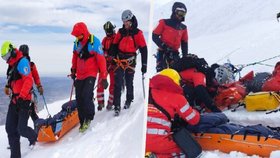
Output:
[194, 133, 280, 157]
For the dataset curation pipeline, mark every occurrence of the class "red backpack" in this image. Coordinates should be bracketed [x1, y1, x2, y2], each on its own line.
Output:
[262, 62, 280, 91]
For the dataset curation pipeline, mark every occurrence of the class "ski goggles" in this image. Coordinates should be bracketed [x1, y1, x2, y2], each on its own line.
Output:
[1, 51, 11, 62]
[176, 10, 186, 17]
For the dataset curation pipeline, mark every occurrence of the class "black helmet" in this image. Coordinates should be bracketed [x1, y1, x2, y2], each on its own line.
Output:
[103, 21, 116, 35]
[19, 44, 29, 57]
[172, 2, 187, 21]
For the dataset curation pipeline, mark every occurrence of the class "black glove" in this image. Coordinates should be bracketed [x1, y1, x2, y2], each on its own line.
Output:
[17, 97, 24, 105]
[185, 53, 198, 59]
[141, 64, 147, 74]
[70, 68, 76, 80]
[15, 97, 25, 111]
[161, 43, 173, 52]
[101, 79, 109, 89]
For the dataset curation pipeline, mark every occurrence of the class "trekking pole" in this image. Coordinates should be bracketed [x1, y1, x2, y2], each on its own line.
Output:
[42, 94, 51, 118]
[142, 73, 145, 99]
[69, 81, 74, 101]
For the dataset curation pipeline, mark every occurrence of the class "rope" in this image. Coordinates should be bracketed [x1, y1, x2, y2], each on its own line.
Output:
[113, 56, 136, 72]
[234, 54, 280, 73]
[42, 94, 51, 118]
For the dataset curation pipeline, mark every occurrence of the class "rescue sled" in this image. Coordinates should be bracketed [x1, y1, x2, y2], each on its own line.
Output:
[194, 133, 280, 157]
[36, 100, 79, 142]
[187, 113, 280, 157]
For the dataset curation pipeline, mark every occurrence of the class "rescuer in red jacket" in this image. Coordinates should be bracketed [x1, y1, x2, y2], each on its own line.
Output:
[1, 41, 37, 158]
[146, 68, 200, 157]
[153, 2, 188, 72]
[70, 22, 108, 132]
[110, 10, 147, 116]
[97, 21, 116, 111]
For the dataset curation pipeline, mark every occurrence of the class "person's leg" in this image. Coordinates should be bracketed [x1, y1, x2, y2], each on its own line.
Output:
[96, 76, 105, 110]
[113, 68, 125, 113]
[75, 79, 85, 125]
[5, 104, 21, 158]
[30, 103, 39, 123]
[82, 77, 96, 121]
[17, 100, 37, 145]
[107, 70, 115, 109]
[156, 51, 165, 72]
[124, 69, 135, 109]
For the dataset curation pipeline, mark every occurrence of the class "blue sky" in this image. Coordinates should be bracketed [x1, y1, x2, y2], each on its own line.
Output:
[0, 0, 152, 76]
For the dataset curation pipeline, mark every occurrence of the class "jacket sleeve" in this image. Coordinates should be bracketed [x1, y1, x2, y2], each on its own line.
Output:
[31, 62, 42, 86]
[17, 58, 33, 99]
[176, 96, 200, 125]
[90, 36, 107, 79]
[136, 30, 148, 65]
[152, 20, 165, 48]
[181, 29, 188, 57]
[101, 37, 106, 51]
[71, 51, 78, 70]
[109, 31, 121, 57]
[181, 41, 188, 57]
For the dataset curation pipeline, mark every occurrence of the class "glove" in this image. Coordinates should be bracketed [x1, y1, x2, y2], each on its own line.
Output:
[101, 79, 109, 89]
[37, 85, 44, 95]
[4, 85, 10, 96]
[161, 43, 173, 52]
[141, 64, 147, 74]
[70, 68, 76, 80]
[185, 53, 198, 59]
[16, 97, 24, 106]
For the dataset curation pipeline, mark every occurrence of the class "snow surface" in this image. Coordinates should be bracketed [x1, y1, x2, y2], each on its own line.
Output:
[1, 0, 280, 157]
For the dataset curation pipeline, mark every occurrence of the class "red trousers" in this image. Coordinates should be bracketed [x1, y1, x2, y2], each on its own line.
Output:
[97, 70, 115, 105]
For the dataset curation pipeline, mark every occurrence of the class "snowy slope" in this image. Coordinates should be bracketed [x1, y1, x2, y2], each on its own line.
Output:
[0, 94, 146, 158]
[0, 53, 147, 158]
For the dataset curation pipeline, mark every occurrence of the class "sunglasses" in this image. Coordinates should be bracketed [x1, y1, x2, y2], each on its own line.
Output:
[176, 10, 186, 17]
[2, 51, 11, 62]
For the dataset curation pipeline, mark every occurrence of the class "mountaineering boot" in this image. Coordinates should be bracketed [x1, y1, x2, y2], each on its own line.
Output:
[106, 103, 113, 111]
[194, 85, 222, 112]
[29, 140, 36, 150]
[124, 100, 132, 109]
[97, 103, 104, 111]
[114, 106, 121, 116]
[145, 152, 157, 158]
[79, 120, 91, 133]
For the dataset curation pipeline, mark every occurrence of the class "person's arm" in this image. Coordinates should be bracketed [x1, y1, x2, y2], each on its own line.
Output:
[136, 30, 148, 74]
[31, 62, 41, 86]
[181, 28, 188, 57]
[109, 31, 121, 57]
[176, 96, 200, 125]
[153, 20, 166, 49]
[90, 36, 107, 79]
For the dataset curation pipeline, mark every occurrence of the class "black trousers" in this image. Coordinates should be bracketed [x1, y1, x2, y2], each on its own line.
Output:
[113, 66, 135, 110]
[75, 77, 96, 125]
[5, 101, 37, 158]
[30, 103, 39, 123]
[156, 51, 180, 72]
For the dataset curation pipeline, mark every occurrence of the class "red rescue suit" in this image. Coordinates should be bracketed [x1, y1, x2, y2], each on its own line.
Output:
[146, 74, 200, 157]
[97, 34, 116, 106]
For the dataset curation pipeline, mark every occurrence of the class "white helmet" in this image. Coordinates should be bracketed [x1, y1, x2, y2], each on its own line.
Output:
[214, 64, 235, 85]
[122, 10, 133, 22]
